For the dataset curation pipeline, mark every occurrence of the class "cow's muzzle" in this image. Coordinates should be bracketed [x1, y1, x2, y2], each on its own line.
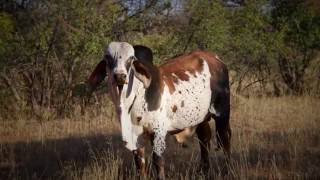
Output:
[114, 73, 127, 85]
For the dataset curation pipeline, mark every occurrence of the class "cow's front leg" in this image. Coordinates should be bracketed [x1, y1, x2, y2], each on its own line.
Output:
[133, 147, 146, 176]
[153, 152, 165, 180]
[152, 131, 167, 180]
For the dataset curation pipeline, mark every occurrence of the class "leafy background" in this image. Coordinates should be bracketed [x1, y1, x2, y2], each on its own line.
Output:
[0, 0, 319, 119]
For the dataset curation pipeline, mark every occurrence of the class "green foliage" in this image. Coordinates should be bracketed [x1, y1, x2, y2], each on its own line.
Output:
[133, 33, 178, 64]
[0, 12, 15, 64]
[175, 0, 282, 93]
[273, 0, 320, 51]
[1, 0, 319, 120]
[176, 0, 231, 53]
[272, 0, 320, 94]
[0, 0, 124, 119]
[226, 0, 282, 68]
[176, 0, 280, 67]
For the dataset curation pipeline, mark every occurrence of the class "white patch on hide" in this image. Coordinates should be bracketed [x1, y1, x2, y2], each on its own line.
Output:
[209, 105, 220, 117]
[163, 61, 212, 130]
[141, 158, 145, 164]
[120, 103, 143, 150]
[119, 69, 144, 151]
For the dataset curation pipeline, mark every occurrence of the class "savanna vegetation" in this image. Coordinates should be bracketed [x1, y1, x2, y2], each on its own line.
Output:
[0, 0, 319, 179]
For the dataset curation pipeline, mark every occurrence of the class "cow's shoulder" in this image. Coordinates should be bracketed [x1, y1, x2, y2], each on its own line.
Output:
[159, 51, 217, 93]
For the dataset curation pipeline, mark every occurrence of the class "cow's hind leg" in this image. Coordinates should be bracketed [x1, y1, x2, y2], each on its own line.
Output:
[152, 153, 165, 180]
[196, 118, 212, 173]
[211, 90, 231, 158]
[133, 147, 146, 176]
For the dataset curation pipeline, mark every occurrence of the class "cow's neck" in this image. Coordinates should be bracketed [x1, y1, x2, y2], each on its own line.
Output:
[119, 69, 144, 151]
[120, 63, 163, 112]
[120, 69, 144, 111]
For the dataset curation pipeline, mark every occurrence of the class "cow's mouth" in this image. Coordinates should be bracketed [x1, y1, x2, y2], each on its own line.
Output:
[116, 79, 126, 86]
[117, 84, 124, 93]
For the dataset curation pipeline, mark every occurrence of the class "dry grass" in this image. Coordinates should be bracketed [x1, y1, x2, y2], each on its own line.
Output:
[0, 96, 319, 179]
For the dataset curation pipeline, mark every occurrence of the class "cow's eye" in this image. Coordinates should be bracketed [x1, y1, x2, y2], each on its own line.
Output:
[125, 59, 132, 71]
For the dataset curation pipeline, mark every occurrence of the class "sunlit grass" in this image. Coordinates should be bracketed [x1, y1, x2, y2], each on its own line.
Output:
[0, 96, 319, 179]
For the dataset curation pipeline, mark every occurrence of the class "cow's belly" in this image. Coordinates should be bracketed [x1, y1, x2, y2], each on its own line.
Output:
[164, 74, 212, 130]
[130, 85, 211, 132]
[166, 90, 211, 130]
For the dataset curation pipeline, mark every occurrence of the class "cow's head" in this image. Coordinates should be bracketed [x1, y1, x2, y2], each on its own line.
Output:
[106, 42, 156, 90]
[106, 42, 136, 86]
[88, 42, 155, 95]
[88, 43, 154, 91]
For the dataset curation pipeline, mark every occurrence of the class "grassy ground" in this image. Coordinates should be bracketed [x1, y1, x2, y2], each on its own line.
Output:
[0, 96, 319, 179]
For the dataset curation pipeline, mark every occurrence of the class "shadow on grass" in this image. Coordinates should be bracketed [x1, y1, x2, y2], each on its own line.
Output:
[0, 133, 227, 179]
[0, 133, 134, 179]
[0, 129, 319, 179]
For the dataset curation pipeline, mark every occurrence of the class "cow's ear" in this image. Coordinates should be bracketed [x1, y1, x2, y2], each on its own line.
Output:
[133, 45, 153, 65]
[132, 60, 151, 88]
[87, 60, 107, 92]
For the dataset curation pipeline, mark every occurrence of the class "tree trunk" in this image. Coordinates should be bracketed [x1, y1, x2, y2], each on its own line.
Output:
[277, 54, 313, 95]
[0, 72, 22, 103]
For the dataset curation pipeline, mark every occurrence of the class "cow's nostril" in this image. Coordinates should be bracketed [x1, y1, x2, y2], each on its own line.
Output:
[120, 74, 126, 79]
[117, 73, 126, 80]
[115, 73, 127, 84]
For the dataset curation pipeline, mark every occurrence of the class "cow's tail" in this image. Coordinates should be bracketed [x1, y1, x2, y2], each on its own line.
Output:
[213, 90, 231, 158]
[209, 80, 231, 158]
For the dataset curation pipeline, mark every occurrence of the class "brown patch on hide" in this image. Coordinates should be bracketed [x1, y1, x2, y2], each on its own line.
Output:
[172, 105, 178, 113]
[136, 116, 142, 122]
[160, 52, 205, 94]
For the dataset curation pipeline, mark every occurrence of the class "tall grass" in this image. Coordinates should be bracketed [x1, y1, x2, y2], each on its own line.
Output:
[0, 96, 319, 179]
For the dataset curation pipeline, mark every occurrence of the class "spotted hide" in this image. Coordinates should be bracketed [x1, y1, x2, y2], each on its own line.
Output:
[88, 42, 231, 179]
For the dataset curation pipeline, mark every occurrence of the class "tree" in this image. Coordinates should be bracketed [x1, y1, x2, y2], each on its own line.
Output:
[272, 0, 320, 94]
[0, 0, 122, 119]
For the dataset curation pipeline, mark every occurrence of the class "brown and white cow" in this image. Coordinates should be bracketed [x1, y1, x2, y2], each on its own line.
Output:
[88, 42, 231, 179]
